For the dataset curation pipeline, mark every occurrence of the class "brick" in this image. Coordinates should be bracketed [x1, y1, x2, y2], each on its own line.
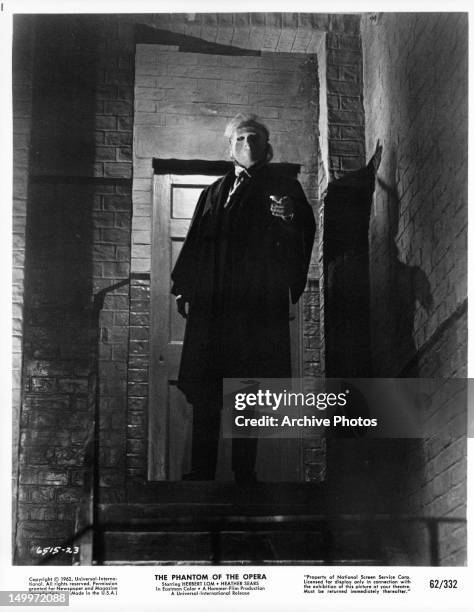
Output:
[101, 228, 130, 244]
[132, 230, 151, 245]
[118, 116, 133, 131]
[95, 115, 117, 130]
[129, 326, 149, 342]
[328, 109, 364, 126]
[327, 49, 361, 66]
[327, 94, 340, 110]
[129, 313, 150, 326]
[338, 65, 361, 82]
[116, 246, 131, 261]
[329, 140, 365, 156]
[128, 369, 148, 383]
[128, 381, 148, 397]
[132, 258, 151, 273]
[103, 195, 131, 211]
[112, 345, 128, 361]
[26, 487, 56, 504]
[116, 147, 131, 162]
[117, 85, 134, 100]
[129, 340, 149, 355]
[104, 295, 129, 311]
[128, 396, 147, 412]
[132, 216, 150, 231]
[340, 96, 362, 111]
[114, 212, 131, 229]
[105, 131, 132, 146]
[133, 178, 152, 191]
[20, 469, 69, 486]
[104, 100, 133, 116]
[93, 244, 116, 261]
[136, 99, 157, 113]
[338, 125, 364, 140]
[131, 244, 151, 259]
[130, 284, 149, 300]
[126, 439, 146, 454]
[126, 454, 146, 469]
[29, 377, 57, 393]
[102, 261, 130, 278]
[19, 504, 57, 521]
[105, 71, 133, 86]
[93, 211, 115, 228]
[104, 162, 132, 179]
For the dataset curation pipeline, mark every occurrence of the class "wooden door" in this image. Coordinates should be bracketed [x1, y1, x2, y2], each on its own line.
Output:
[149, 171, 304, 481]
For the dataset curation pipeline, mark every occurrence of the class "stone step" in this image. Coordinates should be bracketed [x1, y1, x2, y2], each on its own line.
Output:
[99, 503, 335, 526]
[98, 528, 382, 565]
[125, 482, 329, 505]
[95, 482, 391, 564]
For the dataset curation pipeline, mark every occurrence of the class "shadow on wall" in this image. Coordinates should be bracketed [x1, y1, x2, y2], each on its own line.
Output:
[375, 148, 433, 376]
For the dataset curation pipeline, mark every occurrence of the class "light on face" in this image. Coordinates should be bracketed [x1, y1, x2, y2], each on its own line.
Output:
[230, 128, 267, 168]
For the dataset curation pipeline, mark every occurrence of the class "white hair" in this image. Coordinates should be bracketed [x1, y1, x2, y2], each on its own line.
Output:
[224, 113, 270, 141]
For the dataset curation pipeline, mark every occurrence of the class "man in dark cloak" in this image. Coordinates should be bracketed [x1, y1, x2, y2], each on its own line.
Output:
[171, 114, 316, 484]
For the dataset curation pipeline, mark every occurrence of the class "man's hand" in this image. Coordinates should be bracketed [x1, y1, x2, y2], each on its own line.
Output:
[176, 296, 189, 319]
[270, 195, 295, 221]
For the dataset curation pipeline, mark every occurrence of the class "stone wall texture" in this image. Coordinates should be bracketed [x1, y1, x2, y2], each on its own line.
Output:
[361, 12, 468, 565]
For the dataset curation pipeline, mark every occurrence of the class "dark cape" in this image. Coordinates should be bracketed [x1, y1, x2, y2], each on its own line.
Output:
[171, 164, 316, 405]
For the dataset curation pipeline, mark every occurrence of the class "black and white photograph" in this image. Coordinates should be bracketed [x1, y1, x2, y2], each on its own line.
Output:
[2, 2, 471, 609]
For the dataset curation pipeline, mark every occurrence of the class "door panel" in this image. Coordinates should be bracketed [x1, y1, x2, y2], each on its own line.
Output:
[171, 186, 205, 218]
[149, 171, 304, 481]
[149, 174, 215, 480]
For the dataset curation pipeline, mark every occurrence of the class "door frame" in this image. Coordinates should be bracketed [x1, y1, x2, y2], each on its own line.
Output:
[147, 160, 304, 481]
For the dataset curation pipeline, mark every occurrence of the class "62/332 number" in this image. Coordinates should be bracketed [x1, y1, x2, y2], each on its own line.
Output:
[429, 579, 458, 589]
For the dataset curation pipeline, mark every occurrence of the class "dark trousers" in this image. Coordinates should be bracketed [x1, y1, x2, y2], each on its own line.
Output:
[191, 402, 257, 477]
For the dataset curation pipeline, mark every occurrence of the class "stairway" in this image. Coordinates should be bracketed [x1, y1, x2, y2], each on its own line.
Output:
[93, 483, 393, 565]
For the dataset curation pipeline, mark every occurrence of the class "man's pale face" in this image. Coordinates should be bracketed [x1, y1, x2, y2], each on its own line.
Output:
[230, 127, 267, 169]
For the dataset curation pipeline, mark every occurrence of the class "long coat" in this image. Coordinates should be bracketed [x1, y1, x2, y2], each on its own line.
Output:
[171, 164, 316, 405]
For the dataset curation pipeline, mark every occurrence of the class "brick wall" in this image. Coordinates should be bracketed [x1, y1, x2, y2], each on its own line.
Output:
[17, 11, 463, 565]
[14, 12, 372, 562]
[362, 12, 467, 379]
[326, 29, 365, 177]
[319, 25, 366, 375]
[15, 15, 135, 564]
[361, 13, 468, 565]
[12, 16, 34, 553]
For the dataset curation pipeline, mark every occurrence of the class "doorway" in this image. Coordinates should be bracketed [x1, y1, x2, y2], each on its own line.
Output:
[132, 42, 322, 484]
[148, 162, 305, 481]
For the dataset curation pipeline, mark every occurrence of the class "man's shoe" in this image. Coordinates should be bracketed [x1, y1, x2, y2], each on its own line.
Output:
[234, 469, 258, 486]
